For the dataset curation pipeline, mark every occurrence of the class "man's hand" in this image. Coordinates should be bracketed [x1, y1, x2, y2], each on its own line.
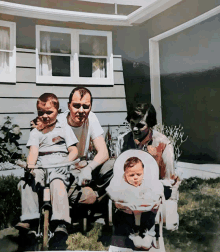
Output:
[30, 117, 45, 131]
[77, 166, 92, 186]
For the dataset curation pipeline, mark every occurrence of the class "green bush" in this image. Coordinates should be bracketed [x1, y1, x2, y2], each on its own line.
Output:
[0, 175, 21, 229]
[0, 116, 25, 164]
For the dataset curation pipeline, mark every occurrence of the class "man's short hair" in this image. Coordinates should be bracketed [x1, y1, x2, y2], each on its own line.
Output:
[126, 103, 157, 128]
[37, 93, 59, 111]
[124, 157, 144, 171]
[68, 87, 93, 105]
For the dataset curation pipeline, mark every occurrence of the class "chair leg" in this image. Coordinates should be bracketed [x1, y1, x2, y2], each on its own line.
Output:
[83, 217, 87, 234]
[158, 208, 166, 252]
[108, 199, 113, 226]
[134, 211, 141, 226]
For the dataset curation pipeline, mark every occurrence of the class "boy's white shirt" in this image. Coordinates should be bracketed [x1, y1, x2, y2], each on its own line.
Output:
[26, 119, 78, 153]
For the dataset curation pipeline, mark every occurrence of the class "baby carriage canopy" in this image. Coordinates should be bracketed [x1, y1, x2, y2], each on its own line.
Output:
[112, 149, 159, 185]
[108, 150, 166, 252]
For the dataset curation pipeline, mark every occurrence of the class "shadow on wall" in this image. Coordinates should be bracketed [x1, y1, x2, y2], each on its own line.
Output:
[161, 67, 220, 164]
[122, 59, 151, 113]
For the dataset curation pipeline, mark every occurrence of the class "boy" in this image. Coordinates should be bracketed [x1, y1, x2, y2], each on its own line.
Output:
[107, 157, 163, 250]
[17, 93, 78, 250]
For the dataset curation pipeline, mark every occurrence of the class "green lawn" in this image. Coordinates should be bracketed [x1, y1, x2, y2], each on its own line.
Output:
[66, 177, 220, 252]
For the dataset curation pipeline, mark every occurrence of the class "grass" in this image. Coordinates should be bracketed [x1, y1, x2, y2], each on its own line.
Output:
[66, 177, 220, 252]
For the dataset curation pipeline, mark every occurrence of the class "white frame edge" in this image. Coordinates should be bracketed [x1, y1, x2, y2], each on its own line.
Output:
[36, 25, 113, 85]
[149, 4, 220, 124]
[0, 20, 16, 83]
[0, 0, 181, 26]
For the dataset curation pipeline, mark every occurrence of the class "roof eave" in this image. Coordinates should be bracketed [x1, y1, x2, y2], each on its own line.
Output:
[0, 0, 182, 26]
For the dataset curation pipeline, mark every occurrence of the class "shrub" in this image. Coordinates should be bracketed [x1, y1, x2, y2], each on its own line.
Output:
[0, 175, 21, 229]
[0, 116, 25, 164]
[154, 124, 188, 163]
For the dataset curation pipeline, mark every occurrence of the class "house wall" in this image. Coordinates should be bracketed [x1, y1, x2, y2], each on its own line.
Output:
[112, 0, 220, 164]
[0, 15, 127, 156]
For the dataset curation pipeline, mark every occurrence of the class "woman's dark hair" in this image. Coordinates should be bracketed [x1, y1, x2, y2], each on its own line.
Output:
[126, 103, 157, 128]
[68, 87, 93, 105]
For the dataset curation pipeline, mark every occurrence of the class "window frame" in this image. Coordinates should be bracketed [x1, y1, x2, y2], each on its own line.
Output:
[36, 25, 113, 85]
[0, 20, 16, 83]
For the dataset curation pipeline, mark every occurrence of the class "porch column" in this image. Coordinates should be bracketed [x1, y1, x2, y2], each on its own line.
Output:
[149, 39, 162, 124]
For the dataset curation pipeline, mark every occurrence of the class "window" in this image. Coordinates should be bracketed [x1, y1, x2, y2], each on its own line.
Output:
[0, 20, 16, 83]
[36, 26, 113, 85]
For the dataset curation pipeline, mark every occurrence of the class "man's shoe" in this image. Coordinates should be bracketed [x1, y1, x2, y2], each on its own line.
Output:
[54, 224, 68, 235]
[15, 222, 30, 232]
[23, 230, 39, 251]
[49, 224, 68, 250]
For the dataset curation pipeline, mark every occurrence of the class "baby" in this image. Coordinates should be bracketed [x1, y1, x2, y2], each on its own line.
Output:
[107, 156, 163, 250]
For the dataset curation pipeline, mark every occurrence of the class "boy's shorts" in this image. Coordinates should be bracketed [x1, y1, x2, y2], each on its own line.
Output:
[34, 152, 70, 187]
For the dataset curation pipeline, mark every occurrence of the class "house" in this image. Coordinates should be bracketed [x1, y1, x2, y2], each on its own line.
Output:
[1, 0, 220, 178]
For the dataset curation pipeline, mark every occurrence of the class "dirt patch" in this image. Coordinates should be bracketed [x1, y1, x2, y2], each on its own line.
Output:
[0, 228, 19, 252]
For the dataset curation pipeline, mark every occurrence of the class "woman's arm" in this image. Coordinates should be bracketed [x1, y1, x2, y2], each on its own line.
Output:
[162, 143, 175, 179]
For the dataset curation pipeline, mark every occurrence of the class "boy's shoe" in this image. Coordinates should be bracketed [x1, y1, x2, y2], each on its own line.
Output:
[23, 230, 38, 251]
[141, 232, 153, 250]
[128, 234, 142, 248]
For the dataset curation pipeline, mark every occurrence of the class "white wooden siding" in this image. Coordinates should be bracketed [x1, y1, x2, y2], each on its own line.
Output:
[1, 50, 126, 157]
[0, 98, 127, 113]
[0, 83, 125, 98]
[16, 52, 36, 68]
[114, 72, 124, 84]
[16, 68, 36, 82]
[0, 111, 127, 129]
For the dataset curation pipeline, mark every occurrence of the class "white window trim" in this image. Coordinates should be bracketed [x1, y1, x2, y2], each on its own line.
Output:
[36, 25, 113, 85]
[149, 5, 220, 124]
[0, 20, 16, 83]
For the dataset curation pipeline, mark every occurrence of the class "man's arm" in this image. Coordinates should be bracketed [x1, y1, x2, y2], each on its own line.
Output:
[92, 135, 109, 167]
[77, 135, 109, 186]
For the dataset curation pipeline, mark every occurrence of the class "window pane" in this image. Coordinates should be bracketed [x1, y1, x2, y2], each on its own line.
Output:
[79, 57, 107, 78]
[39, 55, 70, 77]
[0, 26, 10, 50]
[40, 31, 71, 54]
[0, 52, 9, 72]
[79, 35, 107, 56]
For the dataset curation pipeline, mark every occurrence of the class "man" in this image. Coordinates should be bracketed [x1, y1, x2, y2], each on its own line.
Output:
[57, 87, 114, 209]
[16, 88, 113, 250]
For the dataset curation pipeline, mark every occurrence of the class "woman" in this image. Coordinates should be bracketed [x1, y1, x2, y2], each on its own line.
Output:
[117, 103, 175, 180]
[116, 103, 180, 231]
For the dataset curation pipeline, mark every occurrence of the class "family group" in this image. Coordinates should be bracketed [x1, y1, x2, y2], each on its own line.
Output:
[15, 86, 179, 251]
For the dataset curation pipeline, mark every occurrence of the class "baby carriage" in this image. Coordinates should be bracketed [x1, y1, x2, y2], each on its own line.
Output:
[107, 149, 166, 252]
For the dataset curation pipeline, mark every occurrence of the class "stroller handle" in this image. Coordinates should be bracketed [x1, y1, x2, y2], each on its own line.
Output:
[35, 160, 79, 169]
[26, 159, 81, 169]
